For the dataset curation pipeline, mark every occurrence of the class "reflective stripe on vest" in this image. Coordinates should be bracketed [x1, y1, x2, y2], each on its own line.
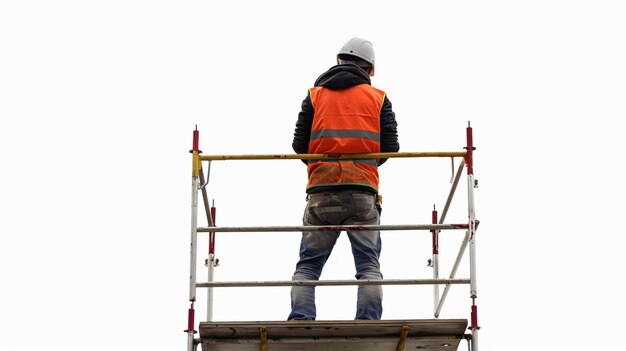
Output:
[307, 84, 385, 192]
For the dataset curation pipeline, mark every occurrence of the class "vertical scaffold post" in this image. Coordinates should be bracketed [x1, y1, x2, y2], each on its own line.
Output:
[431, 205, 440, 314]
[187, 126, 201, 351]
[465, 121, 479, 350]
[206, 203, 216, 321]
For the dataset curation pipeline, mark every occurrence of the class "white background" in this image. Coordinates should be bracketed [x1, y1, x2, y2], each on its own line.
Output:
[1, 1, 625, 350]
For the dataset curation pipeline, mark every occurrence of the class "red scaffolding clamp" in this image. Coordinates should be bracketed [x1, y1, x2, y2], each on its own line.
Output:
[464, 121, 476, 176]
[184, 305, 197, 334]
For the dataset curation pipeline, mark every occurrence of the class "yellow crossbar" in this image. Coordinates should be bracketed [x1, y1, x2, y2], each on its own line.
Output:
[199, 151, 466, 161]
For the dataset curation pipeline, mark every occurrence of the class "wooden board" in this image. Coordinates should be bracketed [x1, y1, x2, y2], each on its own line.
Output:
[199, 319, 468, 351]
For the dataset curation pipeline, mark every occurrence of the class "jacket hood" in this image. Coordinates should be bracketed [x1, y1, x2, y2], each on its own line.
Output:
[314, 64, 371, 90]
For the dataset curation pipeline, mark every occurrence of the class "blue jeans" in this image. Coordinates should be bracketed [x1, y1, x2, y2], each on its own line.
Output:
[288, 191, 383, 320]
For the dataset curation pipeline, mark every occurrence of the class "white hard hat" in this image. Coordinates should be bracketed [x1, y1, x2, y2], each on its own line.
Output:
[337, 37, 375, 76]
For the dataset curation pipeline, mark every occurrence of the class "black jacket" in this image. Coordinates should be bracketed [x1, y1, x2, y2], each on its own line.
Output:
[292, 64, 400, 194]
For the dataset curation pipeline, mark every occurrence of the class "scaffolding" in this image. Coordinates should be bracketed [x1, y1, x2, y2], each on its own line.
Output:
[185, 123, 480, 351]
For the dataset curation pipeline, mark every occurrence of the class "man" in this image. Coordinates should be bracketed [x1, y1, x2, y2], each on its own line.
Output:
[288, 37, 400, 320]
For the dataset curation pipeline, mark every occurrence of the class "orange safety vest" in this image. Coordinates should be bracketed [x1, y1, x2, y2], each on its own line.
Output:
[307, 84, 385, 192]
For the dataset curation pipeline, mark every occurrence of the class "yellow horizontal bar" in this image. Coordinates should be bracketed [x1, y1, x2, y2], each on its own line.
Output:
[199, 151, 466, 161]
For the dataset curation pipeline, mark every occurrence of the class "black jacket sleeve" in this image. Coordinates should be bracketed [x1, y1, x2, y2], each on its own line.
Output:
[379, 95, 399, 165]
[292, 93, 314, 164]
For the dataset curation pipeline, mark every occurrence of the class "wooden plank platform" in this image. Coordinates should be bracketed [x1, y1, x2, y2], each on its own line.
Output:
[199, 319, 469, 351]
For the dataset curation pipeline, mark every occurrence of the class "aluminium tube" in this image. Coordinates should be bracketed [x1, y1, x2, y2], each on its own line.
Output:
[197, 278, 470, 288]
[188, 174, 200, 351]
[434, 232, 470, 318]
[189, 176, 199, 302]
[199, 164, 216, 321]
[206, 205, 216, 322]
[206, 254, 215, 321]
[468, 174, 478, 298]
[439, 159, 465, 224]
[431, 208, 440, 315]
[188, 128, 201, 351]
[472, 329, 479, 351]
[197, 223, 469, 233]
[466, 122, 479, 351]
[199, 163, 213, 226]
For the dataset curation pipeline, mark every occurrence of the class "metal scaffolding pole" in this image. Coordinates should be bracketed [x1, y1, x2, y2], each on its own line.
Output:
[197, 223, 469, 233]
[186, 128, 201, 351]
[432, 158, 466, 316]
[465, 122, 479, 351]
[197, 278, 471, 288]
[199, 165, 216, 322]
